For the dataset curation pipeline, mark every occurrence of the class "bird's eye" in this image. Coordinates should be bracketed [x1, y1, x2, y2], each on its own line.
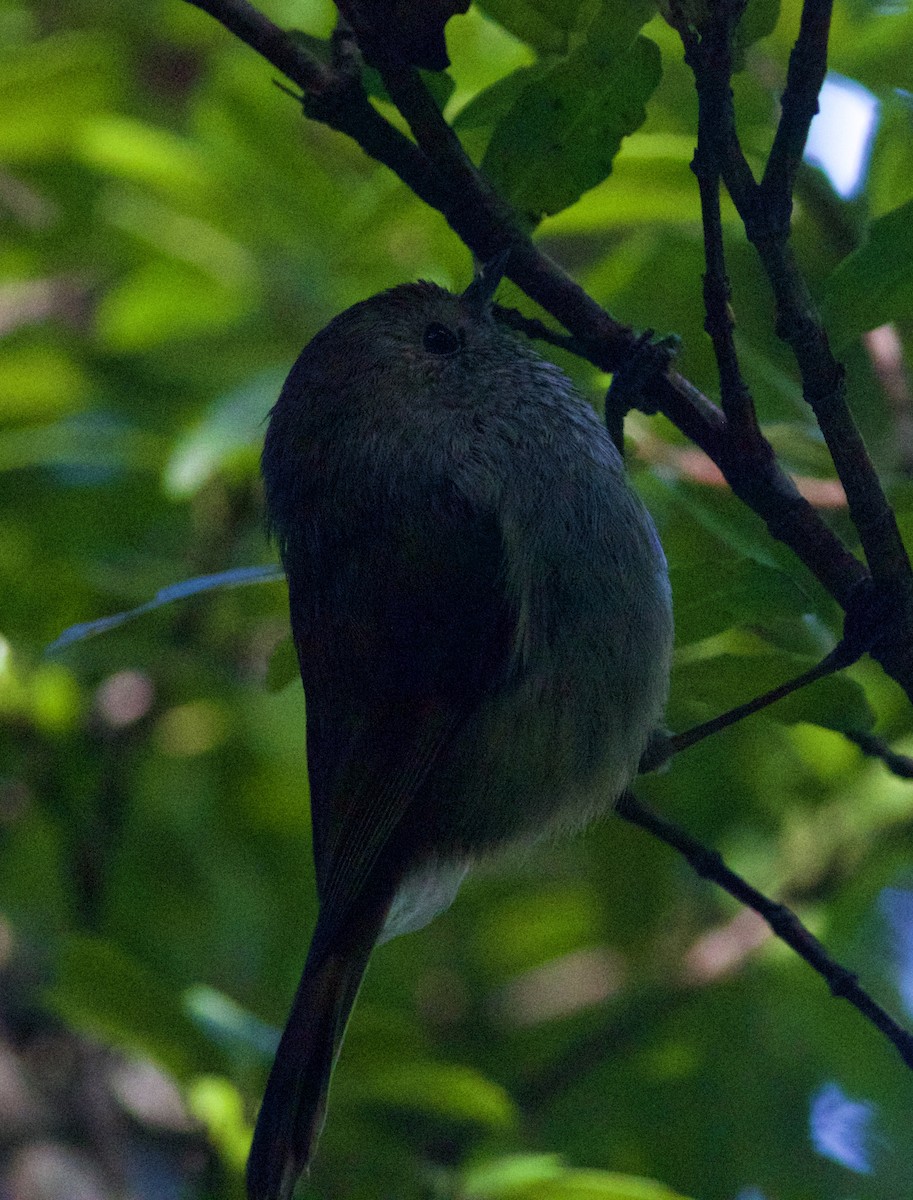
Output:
[423, 322, 462, 356]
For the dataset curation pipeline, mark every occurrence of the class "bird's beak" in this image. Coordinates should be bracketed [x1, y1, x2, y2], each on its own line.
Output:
[461, 249, 512, 315]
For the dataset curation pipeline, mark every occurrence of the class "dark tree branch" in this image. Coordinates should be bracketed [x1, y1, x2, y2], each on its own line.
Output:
[729, 1, 911, 598]
[178, 0, 913, 704]
[183, 0, 877, 634]
[183, 0, 913, 1087]
[616, 791, 913, 1071]
[670, 0, 913, 692]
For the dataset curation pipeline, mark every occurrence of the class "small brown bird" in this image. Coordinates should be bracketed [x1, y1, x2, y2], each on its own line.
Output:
[251, 258, 673, 1199]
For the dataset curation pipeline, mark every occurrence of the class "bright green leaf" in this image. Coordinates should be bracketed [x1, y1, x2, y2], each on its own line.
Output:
[0, 343, 90, 423]
[463, 1156, 694, 1199]
[821, 198, 913, 350]
[475, 0, 588, 54]
[353, 1061, 517, 1129]
[76, 115, 212, 201]
[186, 1075, 251, 1169]
[0, 32, 116, 161]
[96, 261, 253, 350]
[866, 90, 913, 218]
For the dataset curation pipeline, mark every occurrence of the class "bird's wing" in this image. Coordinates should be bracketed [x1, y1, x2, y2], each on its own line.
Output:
[288, 495, 516, 954]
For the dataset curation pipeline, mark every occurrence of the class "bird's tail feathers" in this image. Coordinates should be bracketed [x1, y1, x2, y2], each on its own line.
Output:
[246, 923, 378, 1200]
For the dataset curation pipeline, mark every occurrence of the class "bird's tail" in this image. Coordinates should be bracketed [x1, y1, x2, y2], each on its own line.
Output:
[246, 915, 382, 1200]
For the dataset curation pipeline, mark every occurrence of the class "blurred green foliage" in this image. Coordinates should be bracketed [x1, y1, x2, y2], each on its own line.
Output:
[3, 0, 913, 1198]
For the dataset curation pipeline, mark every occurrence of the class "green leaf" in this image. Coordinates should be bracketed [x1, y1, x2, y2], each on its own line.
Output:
[821, 198, 913, 350]
[475, 0, 589, 54]
[671, 651, 875, 734]
[0, 344, 90, 423]
[481, 24, 662, 221]
[48, 935, 216, 1078]
[462, 1154, 566, 1198]
[866, 89, 913, 218]
[76, 115, 213, 201]
[734, 0, 781, 64]
[530, 1171, 693, 1199]
[96, 261, 253, 350]
[0, 32, 115, 161]
[353, 1061, 517, 1129]
[164, 370, 283, 497]
[669, 557, 817, 647]
[186, 1076, 251, 1170]
[540, 133, 703, 231]
[456, 71, 539, 134]
[463, 1156, 694, 1199]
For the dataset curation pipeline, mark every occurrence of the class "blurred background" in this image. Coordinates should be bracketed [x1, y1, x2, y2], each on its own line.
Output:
[3, 0, 913, 1197]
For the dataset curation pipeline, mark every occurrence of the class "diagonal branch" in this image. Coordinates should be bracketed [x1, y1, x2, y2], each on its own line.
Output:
[616, 791, 913, 1072]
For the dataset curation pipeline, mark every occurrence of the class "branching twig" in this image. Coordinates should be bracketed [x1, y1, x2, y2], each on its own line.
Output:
[183, 0, 913, 1087]
[184, 0, 877, 629]
[713, 1, 913, 620]
[669, 0, 913, 692]
[616, 790, 913, 1071]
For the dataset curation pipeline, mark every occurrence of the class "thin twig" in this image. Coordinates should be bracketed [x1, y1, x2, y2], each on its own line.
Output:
[846, 731, 913, 780]
[761, 0, 834, 225]
[687, 0, 763, 448]
[643, 643, 853, 769]
[616, 791, 913, 1071]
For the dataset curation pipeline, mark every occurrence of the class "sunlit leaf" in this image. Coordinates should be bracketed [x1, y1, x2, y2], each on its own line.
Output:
[353, 1061, 517, 1129]
[0, 343, 90, 423]
[96, 261, 253, 351]
[463, 1155, 695, 1199]
[475, 0, 588, 54]
[0, 32, 115, 161]
[164, 370, 282, 497]
[482, 15, 661, 222]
